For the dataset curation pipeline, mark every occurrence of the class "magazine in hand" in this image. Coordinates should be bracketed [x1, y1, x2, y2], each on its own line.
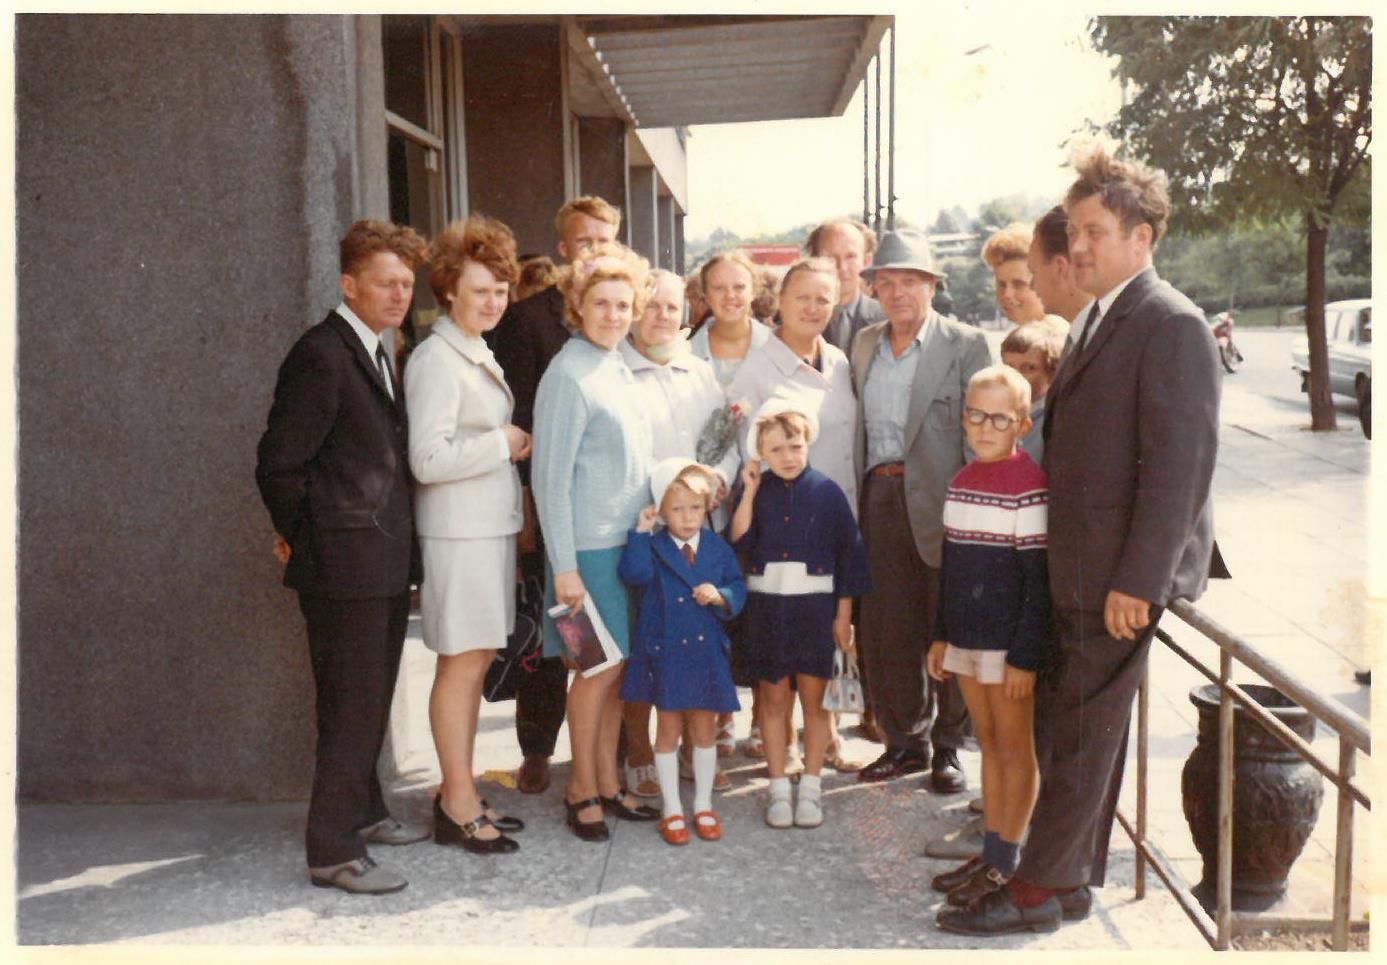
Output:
[547, 593, 623, 678]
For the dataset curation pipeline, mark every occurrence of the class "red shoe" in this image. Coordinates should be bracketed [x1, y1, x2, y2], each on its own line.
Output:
[657, 814, 689, 846]
[693, 810, 722, 841]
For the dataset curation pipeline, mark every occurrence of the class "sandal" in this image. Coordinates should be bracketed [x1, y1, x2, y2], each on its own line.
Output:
[715, 720, 736, 758]
[657, 813, 689, 846]
[625, 763, 662, 799]
[693, 810, 722, 841]
[744, 724, 766, 759]
[824, 739, 864, 774]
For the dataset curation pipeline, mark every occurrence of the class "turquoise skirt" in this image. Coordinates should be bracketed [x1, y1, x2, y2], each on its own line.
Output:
[542, 545, 632, 659]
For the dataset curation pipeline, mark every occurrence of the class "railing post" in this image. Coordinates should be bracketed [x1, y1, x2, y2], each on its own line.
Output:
[1332, 736, 1356, 950]
[1216, 650, 1234, 949]
[1136, 664, 1149, 899]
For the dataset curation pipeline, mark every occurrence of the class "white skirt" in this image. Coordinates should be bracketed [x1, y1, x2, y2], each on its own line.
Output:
[419, 535, 516, 655]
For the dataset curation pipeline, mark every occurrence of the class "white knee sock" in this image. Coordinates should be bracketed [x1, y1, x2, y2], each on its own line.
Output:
[654, 750, 682, 819]
[657, 748, 685, 815]
[692, 744, 717, 813]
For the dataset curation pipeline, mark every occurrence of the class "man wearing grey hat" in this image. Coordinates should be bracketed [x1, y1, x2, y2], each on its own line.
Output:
[849, 228, 992, 791]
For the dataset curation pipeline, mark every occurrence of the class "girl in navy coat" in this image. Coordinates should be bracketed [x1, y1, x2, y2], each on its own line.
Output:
[620, 458, 746, 845]
[731, 400, 871, 830]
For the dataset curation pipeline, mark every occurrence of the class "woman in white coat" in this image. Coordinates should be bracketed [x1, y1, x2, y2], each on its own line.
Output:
[406, 215, 532, 854]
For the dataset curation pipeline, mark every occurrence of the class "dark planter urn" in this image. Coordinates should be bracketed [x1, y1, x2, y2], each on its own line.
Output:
[1181, 683, 1325, 912]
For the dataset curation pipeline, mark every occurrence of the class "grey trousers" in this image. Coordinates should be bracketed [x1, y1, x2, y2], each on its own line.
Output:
[857, 473, 968, 755]
[1016, 606, 1162, 889]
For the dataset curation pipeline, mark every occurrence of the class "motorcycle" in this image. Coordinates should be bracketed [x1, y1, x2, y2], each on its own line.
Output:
[1210, 311, 1244, 373]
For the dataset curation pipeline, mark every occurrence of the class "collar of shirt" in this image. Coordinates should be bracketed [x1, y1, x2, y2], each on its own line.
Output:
[670, 530, 701, 556]
[336, 301, 384, 359]
[619, 335, 696, 374]
[1076, 266, 1147, 344]
[876, 311, 931, 359]
[766, 331, 829, 379]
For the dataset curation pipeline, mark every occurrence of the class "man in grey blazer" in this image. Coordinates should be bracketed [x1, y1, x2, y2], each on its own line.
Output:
[808, 218, 887, 356]
[850, 229, 992, 791]
[939, 146, 1222, 935]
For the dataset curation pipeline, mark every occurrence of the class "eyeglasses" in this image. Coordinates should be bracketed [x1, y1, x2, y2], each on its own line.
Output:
[964, 407, 1020, 431]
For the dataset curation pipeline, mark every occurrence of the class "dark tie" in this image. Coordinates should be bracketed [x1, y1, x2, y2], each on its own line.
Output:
[1075, 302, 1101, 357]
[682, 543, 696, 567]
[374, 344, 394, 400]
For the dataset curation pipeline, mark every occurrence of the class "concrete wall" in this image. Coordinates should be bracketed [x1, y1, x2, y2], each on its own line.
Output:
[16, 14, 386, 801]
[628, 166, 658, 267]
[577, 117, 630, 243]
[459, 23, 569, 256]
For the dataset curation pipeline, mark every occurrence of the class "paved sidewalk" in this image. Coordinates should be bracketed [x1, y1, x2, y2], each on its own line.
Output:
[15, 332, 1374, 949]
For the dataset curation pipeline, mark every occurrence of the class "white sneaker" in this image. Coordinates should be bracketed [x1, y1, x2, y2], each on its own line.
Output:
[765, 792, 793, 829]
[794, 788, 823, 828]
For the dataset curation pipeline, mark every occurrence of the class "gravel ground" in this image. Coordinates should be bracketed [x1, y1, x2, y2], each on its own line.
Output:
[1232, 927, 1370, 952]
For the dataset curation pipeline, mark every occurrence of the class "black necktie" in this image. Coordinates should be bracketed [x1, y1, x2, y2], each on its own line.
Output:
[1075, 302, 1100, 356]
[374, 344, 394, 400]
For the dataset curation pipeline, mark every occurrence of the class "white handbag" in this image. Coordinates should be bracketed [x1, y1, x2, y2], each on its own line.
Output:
[822, 649, 865, 714]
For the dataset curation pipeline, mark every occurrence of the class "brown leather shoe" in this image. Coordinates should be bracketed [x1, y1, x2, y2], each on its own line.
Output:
[947, 865, 1008, 906]
[517, 755, 550, 794]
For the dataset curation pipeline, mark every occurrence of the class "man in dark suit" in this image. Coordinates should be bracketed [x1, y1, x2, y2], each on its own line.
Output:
[807, 218, 887, 357]
[256, 220, 431, 895]
[940, 147, 1222, 935]
[484, 196, 620, 794]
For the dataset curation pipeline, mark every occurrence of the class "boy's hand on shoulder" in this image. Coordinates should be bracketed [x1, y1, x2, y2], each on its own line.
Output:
[926, 641, 949, 681]
[1003, 665, 1035, 700]
[635, 504, 659, 533]
[692, 582, 725, 609]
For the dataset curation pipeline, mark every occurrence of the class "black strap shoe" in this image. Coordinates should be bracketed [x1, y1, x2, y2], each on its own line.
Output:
[433, 798, 519, 854]
[946, 865, 1008, 906]
[600, 789, 661, 821]
[564, 796, 611, 841]
[480, 797, 524, 833]
[931, 855, 986, 893]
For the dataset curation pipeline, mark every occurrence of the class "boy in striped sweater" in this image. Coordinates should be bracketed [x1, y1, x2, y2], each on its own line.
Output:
[926, 365, 1052, 923]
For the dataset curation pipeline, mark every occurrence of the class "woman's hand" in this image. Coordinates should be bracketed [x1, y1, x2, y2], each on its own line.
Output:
[635, 504, 660, 533]
[272, 535, 291, 564]
[692, 582, 726, 609]
[554, 570, 586, 613]
[1003, 665, 1036, 701]
[832, 615, 855, 653]
[504, 424, 533, 462]
[740, 460, 761, 493]
[926, 641, 950, 682]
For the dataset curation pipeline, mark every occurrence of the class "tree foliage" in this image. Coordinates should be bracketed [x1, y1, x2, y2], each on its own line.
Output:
[1091, 15, 1371, 429]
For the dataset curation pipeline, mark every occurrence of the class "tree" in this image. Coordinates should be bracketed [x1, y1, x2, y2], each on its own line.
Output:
[1091, 16, 1371, 429]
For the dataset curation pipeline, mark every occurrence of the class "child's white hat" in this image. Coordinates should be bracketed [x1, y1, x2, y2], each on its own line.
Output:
[650, 457, 716, 511]
[746, 396, 820, 462]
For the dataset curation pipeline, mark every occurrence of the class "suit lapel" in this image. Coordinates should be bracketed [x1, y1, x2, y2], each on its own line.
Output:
[1048, 267, 1158, 408]
[654, 531, 699, 589]
[327, 312, 397, 409]
[903, 314, 952, 450]
[851, 323, 885, 395]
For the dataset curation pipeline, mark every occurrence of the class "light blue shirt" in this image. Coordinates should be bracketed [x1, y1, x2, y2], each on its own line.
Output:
[862, 321, 929, 469]
[532, 336, 654, 574]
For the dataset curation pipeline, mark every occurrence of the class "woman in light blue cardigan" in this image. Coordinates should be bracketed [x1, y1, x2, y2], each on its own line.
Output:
[532, 242, 660, 840]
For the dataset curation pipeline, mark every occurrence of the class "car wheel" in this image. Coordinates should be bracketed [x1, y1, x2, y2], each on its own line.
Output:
[1220, 342, 1242, 374]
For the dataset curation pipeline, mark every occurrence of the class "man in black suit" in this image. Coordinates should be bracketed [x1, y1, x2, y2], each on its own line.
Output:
[256, 220, 431, 895]
[807, 218, 887, 358]
[484, 196, 620, 794]
[939, 146, 1222, 935]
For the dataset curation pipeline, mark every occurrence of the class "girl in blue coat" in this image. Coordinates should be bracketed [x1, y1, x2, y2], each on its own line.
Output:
[620, 458, 746, 846]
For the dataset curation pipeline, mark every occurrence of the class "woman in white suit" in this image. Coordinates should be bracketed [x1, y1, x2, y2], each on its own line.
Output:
[406, 215, 531, 854]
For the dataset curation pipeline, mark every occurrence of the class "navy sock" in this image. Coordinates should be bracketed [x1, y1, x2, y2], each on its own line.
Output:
[995, 838, 1022, 877]
[981, 830, 1002, 868]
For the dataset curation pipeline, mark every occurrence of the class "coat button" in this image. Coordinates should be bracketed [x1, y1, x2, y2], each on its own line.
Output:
[782, 551, 789, 559]
[697, 634, 704, 641]
[677, 596, 684, 603]
[784, 515, 790, 522]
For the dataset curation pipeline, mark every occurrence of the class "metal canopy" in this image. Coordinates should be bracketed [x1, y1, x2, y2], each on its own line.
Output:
[569, 15, 891, 129]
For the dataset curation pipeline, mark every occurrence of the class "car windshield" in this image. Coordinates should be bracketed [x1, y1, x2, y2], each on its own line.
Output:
[1359, 308, 1372, 344]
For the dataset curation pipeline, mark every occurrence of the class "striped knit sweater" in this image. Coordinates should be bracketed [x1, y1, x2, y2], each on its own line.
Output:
[933, 450, 1051, 672]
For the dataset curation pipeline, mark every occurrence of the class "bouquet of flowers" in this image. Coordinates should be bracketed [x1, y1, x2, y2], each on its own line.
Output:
[697, 397, 750, 466]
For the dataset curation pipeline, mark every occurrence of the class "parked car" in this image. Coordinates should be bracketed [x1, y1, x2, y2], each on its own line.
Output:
[1289, 299, 1372, 400]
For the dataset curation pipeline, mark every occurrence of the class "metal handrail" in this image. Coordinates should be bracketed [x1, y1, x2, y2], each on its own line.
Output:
[1117, 599, 1371, 951]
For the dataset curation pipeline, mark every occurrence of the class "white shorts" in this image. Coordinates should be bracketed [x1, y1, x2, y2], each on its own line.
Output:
[941, 645, 1008, 685]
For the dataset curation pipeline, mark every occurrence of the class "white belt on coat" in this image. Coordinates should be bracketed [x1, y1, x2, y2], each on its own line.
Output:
[745, 561, 834, 595]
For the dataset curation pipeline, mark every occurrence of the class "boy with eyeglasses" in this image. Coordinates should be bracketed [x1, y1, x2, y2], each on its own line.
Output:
[924, 365, 1053, 921]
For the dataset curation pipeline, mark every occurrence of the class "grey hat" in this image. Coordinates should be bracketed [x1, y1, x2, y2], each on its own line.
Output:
[860, 228, 947, 280]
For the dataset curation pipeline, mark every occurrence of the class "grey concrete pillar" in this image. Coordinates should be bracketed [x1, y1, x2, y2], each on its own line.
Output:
[16, 13, 388, 801]
[675, 211, 686, 274]
[629, 166, 659, 266]
[657, 195, 676, 270]
[578, 117, 630, 241]
[459, 23, 569, 256]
